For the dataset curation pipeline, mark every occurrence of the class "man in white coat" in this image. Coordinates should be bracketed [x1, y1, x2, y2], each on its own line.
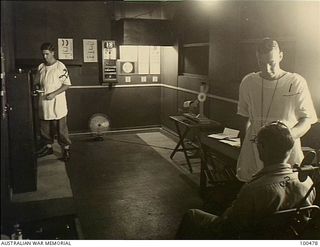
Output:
[237, 37, 317, 182]
[36, 42, 72, 161]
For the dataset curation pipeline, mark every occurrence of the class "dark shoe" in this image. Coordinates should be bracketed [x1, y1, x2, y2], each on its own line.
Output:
[36, 145, 49, 154]
[62, 149, 70, 162]
[37, 147, 53, 158]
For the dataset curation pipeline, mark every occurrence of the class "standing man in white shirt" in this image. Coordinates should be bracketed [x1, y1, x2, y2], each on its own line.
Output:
[237, 37, 317, 182]
[35, 42, 72, 161]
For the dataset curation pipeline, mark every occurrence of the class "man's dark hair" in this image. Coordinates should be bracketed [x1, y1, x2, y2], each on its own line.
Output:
[40, 42, 55, 52]
[256, 37, 281, 55]
[257, 121, 294, 161]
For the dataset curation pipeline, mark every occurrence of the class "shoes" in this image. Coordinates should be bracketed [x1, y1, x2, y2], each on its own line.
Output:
[37, 146, 53, 158]
[37, 145, 70, 161]
[62, 149, 70, 162]
[37, 144, 52, 154]
[36, 145, 47, 154]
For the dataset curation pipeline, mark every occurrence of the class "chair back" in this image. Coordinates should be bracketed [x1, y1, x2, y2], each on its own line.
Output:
[239, 205, 320, 239]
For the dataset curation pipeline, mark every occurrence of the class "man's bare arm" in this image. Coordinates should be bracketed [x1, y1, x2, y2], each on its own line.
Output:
[290, 117, 312, 140]
[45, 84, 70, 100]
[239, 116, 250, 145]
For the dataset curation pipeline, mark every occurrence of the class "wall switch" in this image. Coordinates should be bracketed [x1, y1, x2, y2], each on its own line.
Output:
[141, 76, 147, 82]
[125, 76, 131, 83]
[152, 76, 158, 82]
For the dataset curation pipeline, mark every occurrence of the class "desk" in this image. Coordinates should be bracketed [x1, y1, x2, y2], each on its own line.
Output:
[199, 132, 240, 190]
[169, 116, 221, 173]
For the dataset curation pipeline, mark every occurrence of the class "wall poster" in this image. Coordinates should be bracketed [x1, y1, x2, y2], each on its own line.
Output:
[150, 46, 160, 74]
[102, 40, 117, 83]
[58, 38, 73, 60]
[83, 39, 98, 62]
[138, 46, 150, 74]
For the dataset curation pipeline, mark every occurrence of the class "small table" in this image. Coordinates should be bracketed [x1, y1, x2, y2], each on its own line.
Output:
[169, 115, 221, 173]
[199, 131, 240, 190]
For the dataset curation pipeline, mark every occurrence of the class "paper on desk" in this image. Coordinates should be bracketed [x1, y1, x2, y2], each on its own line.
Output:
[208, 128, 240, 139]
[219, 138, 241, 147]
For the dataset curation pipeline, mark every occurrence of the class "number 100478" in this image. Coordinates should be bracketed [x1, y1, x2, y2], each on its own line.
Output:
[300, 241, 318, 246]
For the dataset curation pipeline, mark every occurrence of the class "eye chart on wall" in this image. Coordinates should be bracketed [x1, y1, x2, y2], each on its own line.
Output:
[83, 39, 98, 62]
[58, 38, 73, 60]
[150, 46, 160, 74]
[138, 46, 150, 74]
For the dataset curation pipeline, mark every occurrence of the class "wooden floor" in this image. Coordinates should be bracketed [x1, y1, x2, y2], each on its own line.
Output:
[66, 132, 203, 239]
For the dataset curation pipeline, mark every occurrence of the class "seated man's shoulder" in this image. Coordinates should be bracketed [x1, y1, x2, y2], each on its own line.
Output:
[245, 172, 296, 192]
[244, 172, 314, 201]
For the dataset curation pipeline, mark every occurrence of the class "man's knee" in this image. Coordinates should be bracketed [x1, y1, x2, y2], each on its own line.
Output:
[176, 209, 218, 239]
[184, 209, 197, 220]
[176, 209, 198, 239]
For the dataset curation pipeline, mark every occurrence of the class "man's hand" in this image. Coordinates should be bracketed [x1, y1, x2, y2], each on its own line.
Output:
[44, 84, 70, 100]
[45, 92, 56, 100]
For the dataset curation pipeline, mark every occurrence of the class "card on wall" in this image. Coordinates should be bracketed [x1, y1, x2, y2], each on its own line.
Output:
[150, 46, 160, 74]
[120, 46, 138, 62]
[102, 40, 117, 83]
[83, 39, 98, 62]
[58, 38, 73, 60]
[138, 46, 150, 74]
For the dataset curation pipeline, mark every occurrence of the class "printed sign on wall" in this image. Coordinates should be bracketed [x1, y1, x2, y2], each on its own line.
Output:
[120, 45, 138, 62]
[138, 46, 150, 74]
[150, 46, 160, 74]
[83, 39, 98, 62]
[58, 38, 73, 60]
[102, 40, 117, 83]
[103, 40, 116, 60]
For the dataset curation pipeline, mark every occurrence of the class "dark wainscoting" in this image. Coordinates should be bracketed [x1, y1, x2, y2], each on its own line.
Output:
[67, 86, 161, 133]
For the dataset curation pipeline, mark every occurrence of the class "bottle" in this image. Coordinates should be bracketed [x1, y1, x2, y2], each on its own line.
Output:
[11, 224, 23, 240]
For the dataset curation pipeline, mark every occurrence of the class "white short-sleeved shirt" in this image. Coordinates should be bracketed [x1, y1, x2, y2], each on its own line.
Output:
[237, 72, 317, 182]
[37, 60, 71, 120]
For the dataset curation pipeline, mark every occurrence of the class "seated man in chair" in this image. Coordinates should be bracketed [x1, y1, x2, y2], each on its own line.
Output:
[176, 121, 316, 239]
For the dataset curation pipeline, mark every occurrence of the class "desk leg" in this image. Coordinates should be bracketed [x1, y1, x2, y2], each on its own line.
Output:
[200, 158, 207, 192]
[197, 137, 216, 192]
[170, 122, 193, 173]
[196, 133, 207, 191]
[170, 122, 184, 159]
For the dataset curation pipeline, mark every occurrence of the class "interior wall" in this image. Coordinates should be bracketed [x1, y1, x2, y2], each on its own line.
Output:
[12, 1, 162, 132]
[113, 1, 166, 20]
[7, 1, 320, 138]
[294, 2, 320, 119]
[161, 1, 320, 148]
[160, 46, 178, 130]
[160, 2, 209, 132]
[208, 1, 320, 141]
[68, 87, 160, 132]
[294, 2, 320, 149]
